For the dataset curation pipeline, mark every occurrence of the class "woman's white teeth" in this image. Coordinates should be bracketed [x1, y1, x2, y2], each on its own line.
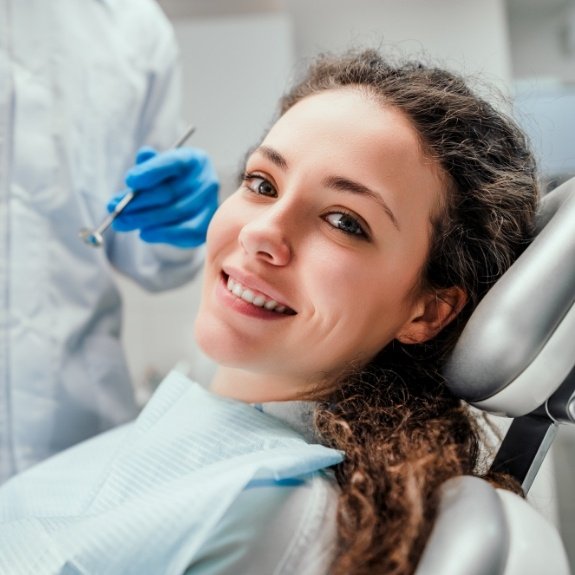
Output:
[227, 277, 286, 313]
[253, 295, 266, 307]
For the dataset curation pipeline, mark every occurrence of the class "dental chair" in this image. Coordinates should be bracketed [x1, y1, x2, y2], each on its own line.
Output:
[415, 177, 575, 574]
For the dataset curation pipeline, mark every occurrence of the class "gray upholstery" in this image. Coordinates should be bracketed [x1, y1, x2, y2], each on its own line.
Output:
[444, 178, 575, 412]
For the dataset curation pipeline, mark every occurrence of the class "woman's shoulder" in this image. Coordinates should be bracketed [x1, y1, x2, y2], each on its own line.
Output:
[186, 471, 339, 575]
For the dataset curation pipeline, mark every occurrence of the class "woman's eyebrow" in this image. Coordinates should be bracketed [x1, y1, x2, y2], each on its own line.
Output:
[254, 145, 289, 170]
[324, 175, 400, 230]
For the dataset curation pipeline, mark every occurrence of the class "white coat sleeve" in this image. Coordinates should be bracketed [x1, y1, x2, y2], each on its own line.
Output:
[105, 2, 205, 292]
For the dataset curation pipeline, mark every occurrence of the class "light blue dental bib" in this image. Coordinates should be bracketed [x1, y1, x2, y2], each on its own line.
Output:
[0, 371, 343, 574]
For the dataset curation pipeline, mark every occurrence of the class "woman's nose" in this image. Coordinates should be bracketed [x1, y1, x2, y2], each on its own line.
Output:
[238, 211, 293, 266]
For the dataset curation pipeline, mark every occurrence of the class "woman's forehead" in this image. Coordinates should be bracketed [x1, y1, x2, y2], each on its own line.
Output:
[265, 90, 421, 158]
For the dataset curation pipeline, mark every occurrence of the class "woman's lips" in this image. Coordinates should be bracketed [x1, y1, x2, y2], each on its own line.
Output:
[218, 272, 296, 318]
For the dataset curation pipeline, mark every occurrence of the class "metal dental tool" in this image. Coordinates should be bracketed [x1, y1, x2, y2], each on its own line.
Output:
[79, 124, 197, 248]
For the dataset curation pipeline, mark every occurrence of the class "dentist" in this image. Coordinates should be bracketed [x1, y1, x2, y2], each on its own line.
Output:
[0, 0, 218, 481]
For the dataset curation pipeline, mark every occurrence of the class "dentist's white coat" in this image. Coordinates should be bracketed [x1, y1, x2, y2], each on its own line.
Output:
[0, 0, 203, 481]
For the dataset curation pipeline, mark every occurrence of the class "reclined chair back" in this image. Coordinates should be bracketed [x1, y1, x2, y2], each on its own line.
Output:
[446, 177, 575, 490]
[416, 178, 575, 575]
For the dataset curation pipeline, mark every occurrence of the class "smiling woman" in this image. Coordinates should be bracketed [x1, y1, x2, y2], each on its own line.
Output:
[195, 49, 539, 574]
[0, 48, 540, 575]
[196, 88, 457, 402]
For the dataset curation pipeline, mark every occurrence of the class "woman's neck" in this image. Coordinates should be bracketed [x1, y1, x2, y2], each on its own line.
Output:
[210, 366, 318, 403]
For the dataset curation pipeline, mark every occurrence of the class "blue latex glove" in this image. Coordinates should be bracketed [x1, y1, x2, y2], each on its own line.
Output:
[107, 146, 219, 248]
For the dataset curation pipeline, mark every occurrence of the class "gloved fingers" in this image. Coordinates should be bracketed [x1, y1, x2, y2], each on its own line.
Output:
[107, 185, 177, 215]
[108, 183, 177, 214]
[110, 178, 218, 224]
[135, 146, 157, 165]
[108, 173, 209, 214]
[125, 147, 214, 191]
[139, 206, 217, 248]
[106, 169, 219, 217]
[111, 182, 218, 232]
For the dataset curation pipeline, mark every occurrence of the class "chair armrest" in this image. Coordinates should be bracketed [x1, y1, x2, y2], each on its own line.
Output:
[415, 476, 509, 575]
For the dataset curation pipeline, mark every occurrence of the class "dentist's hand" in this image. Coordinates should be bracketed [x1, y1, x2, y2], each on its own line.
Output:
[107, 147, 219, 248]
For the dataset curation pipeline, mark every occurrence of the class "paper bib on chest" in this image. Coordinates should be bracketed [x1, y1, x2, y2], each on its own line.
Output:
[0, 371, 343, 575]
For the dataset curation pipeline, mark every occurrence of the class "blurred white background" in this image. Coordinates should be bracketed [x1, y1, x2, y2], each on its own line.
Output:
[113, 0, 575, 566]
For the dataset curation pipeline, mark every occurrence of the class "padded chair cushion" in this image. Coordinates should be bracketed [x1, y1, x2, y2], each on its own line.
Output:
[444, 178, 575, 416]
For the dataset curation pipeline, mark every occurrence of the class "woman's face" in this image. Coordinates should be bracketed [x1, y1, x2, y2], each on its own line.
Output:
[195, 89, 447, 399]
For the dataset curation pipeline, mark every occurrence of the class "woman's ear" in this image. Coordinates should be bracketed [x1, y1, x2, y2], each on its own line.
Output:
[396, 286, 468, 344]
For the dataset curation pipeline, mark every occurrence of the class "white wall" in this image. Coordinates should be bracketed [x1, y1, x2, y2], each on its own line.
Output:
[284, 0, 512, 88]
[508, 2, 575, 82]
[174, 13, 294, 175]
[507, 2, 575, 180]
[513, 84, 575, 178]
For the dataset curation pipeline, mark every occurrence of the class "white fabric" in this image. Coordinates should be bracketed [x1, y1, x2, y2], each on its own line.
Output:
[0, 371, 343, 574]
[0, 0, 203, 481]
[187, 473, 339, 575]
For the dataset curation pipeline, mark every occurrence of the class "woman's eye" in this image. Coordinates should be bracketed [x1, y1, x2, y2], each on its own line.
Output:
[243, 174, 277, 198]
[325, 212, 368, 239]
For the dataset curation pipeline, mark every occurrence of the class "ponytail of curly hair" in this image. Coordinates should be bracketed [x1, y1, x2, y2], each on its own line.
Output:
[279, 49, 539, 574]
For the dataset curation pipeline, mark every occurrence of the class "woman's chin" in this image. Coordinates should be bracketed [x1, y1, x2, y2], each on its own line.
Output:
[194, 317, 252, 369]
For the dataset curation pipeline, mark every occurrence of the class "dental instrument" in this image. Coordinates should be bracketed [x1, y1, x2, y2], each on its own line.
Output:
[79, 124, 196, 248]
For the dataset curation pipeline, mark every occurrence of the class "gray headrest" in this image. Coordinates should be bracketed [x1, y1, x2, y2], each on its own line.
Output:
[443, 178, 575, 416]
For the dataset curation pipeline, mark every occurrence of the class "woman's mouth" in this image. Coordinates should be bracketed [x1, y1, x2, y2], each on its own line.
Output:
[223, 273, 296, 315]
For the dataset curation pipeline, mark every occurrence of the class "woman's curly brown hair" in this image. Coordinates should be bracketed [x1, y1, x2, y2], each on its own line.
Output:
[278, 49, 540, 574]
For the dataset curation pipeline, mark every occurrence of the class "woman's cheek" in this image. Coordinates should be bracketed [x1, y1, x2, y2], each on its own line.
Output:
[205, 202, 238, 255]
